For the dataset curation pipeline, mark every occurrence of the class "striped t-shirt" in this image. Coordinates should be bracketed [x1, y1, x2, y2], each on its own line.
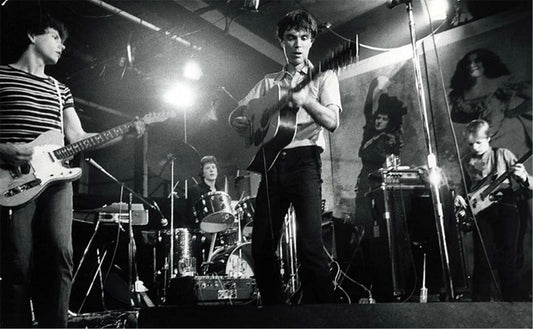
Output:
[0, 65, 74, 143]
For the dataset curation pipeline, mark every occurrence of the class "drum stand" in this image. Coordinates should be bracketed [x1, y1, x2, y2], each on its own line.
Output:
[279, 204, 299, 297]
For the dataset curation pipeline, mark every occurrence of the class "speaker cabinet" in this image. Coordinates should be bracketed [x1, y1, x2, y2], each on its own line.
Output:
[367, 185, 468, 301]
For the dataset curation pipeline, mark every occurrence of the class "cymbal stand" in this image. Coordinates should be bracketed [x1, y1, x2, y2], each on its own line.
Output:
[169, 155, 175, 279]
[398, 0, 454, 299]
[127, 193, 137, 306]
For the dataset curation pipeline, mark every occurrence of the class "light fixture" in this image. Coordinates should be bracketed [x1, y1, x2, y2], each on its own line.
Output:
[183, 60, 203, 81]
[424, 0, 449, 21]
[163, 82, 195, 108]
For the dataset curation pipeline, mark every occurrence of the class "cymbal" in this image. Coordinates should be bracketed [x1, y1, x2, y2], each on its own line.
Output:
[147, 133, 201, 181]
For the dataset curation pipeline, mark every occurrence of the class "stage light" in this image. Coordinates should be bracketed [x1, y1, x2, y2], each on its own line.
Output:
[183, 60, 202, 81]
[427, 168, 442, 186]
[425, 0, 449, 21]
[163, 82, 195, 108]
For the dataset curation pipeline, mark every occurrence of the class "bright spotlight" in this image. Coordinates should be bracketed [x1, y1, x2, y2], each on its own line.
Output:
[425, 0, 448, 21]
[164, 82, 195, 108]
[428, 168, 442, 186]
[183, 61, 203, 81]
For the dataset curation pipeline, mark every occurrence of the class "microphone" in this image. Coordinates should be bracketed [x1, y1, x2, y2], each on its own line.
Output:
[85, 158, 110, 176]
[318, 22, 332, 33]
[217, 86, 237, 102]
[160, 217, 169, 227]
[386, 0, 412, 9]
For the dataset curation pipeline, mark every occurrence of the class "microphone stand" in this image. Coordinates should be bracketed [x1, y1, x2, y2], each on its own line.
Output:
[85, 158, 165, 307]
[398, 0, 454, 300]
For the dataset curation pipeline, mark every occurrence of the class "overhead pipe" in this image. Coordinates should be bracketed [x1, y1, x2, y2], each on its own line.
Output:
[85, 0, 201, 51]
[75, 97, 131, 118]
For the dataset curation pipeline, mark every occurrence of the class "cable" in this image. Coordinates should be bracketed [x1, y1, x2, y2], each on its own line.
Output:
[323, 244, 372, 303]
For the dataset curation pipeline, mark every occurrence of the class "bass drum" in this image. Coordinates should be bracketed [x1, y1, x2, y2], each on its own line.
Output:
[204, 242, 254, 278]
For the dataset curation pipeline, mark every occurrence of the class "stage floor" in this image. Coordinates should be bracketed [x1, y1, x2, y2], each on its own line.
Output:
[68, 302, 532, 328]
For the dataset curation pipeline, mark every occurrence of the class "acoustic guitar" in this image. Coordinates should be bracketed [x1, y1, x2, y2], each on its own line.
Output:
[242, 41, 357, 173]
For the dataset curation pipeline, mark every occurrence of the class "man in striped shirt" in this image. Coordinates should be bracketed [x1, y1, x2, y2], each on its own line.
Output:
[0, 11, 144, 327]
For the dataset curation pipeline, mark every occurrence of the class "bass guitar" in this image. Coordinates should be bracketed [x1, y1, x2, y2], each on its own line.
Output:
[243, 42, 357, 173]
[0, 112, 173, 207]
[467, 149, 532, 215]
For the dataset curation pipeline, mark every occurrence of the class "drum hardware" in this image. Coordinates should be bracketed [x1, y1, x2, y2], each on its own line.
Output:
[203, 242, 254, 278]
[279, 204, 299, 298]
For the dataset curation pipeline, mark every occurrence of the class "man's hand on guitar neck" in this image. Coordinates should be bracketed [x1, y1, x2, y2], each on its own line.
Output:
[0, 143, 33, 167]
[511, 163, 532, 189]
[124, 118, 146, 140]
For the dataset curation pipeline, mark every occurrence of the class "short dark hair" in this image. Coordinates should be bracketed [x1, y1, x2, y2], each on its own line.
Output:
[4, 9, 68, 62]
[199, 155, 218, 178]
[24, 11, 68, 46]
[276, 10, 318, 42]
[464, 119, 491, 138]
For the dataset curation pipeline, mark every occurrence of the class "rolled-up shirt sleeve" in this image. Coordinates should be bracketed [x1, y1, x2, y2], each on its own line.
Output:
[319, 70, 342, 113]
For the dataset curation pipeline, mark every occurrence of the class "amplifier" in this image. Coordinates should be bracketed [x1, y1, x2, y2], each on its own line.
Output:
[369, 167, 425, 185]
[97, 210, 148, 225]
[166, 276, 257, 305]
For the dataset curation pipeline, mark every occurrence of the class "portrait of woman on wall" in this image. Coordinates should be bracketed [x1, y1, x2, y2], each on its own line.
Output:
[449, 48, 531, 159]
[354, 75, 408, 220]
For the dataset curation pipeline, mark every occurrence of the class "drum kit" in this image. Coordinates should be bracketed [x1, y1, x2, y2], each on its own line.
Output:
[148, 190, 257, 302]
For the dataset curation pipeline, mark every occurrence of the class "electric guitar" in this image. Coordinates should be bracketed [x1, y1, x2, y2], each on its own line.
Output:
[242, 41, 357, 173]
[467, 149, 532, 215]
[0, 112, 173, 207]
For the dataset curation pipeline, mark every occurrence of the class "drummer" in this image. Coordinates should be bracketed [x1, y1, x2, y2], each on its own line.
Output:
[185, 155, 222, 228]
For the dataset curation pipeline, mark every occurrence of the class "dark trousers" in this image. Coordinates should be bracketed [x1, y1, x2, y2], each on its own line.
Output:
[251, 146, 335, 304]
[472, 202, 521, 301]
[1, 183, 74, 328]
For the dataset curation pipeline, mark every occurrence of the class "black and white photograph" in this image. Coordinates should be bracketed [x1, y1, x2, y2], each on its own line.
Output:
[0, 0, 531, 327]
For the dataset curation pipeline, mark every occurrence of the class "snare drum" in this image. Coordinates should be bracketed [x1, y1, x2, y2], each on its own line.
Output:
[194, 191, 235, 233]
[235, 197, 255, 238]
[204, 242, 254, 278]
